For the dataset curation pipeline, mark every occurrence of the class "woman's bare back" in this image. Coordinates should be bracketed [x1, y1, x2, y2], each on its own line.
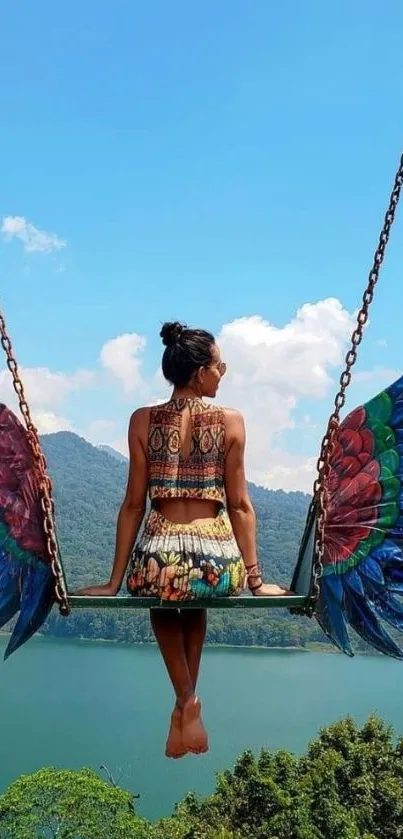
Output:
[157, 497, 221, 524]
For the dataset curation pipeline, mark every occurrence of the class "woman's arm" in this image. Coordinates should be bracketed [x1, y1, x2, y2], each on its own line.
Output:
[77, 408, 149, 596]
[224, 410, 290, 597]
[224, 410, 261, 588]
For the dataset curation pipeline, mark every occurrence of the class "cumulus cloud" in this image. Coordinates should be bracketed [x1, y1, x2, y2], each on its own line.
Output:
[0, 367, 93, 409]
[352, 366, 400, 385]
[1, 216, 66, 253]
[88, 419, 116, 435]
[0, 366, 93, 434]
[102, 299, 360, 491]
[110, 436, 129, 458]
[216, 298, 357, 492]
[250, 451, 318, 494]
[86, 419, 116, 443]
[0, 298, 382, 492]
[33, 411, 74, 434]
[100, 333, 146, 394]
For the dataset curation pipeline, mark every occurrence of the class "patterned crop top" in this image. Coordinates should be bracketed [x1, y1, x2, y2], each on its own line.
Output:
[147, 397, 226, 505]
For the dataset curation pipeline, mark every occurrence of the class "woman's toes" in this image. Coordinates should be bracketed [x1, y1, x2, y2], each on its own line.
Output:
[181, 696, 209, 755]
[165, 708, 187, 759]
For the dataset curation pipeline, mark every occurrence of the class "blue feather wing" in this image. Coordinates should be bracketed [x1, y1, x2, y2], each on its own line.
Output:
[315, 374, 403, 658]
[0, 404, 55, 658]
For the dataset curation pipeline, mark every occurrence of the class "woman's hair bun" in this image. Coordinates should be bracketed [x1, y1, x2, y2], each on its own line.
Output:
[160, 321, 215, 386]
[160, 321, 186, 348]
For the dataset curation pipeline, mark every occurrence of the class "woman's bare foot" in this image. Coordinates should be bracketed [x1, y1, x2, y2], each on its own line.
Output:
[182, 696, 209, 755]
[165, 707, 187, 759]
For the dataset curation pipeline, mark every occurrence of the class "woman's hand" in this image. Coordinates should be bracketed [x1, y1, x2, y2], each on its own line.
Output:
[246, 563, 293, 597]
[251, 582, 292, 597]
[73, 581, 119, 597]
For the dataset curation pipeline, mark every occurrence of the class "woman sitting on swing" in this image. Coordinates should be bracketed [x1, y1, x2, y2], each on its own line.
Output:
[80, 322, 289, 757]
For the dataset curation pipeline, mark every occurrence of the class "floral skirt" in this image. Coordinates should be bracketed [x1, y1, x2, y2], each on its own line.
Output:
[126, 508, 246, 602]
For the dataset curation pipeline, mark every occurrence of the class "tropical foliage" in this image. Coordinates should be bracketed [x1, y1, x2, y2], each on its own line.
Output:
[1, 716, 403, 838]
[0, 768, 149, 839]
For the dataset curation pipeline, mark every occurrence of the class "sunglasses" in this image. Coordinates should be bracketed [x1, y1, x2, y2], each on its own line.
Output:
[207, 361, 227, 376]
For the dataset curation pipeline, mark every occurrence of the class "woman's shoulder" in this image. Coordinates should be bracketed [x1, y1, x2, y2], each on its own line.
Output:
[130, 399, 170, 420]
[215, 404, 244, 421]
[210, 404, 245, 436]
[130, 405, 152, 419]
[129, 400, 175, 429]
[217, 406, 246, 443]
[128, 406, 152, 434]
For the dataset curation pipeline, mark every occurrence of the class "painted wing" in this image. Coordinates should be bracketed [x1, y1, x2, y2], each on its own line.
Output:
[0, 404, 55, 658]
[316, 375, 403, 658]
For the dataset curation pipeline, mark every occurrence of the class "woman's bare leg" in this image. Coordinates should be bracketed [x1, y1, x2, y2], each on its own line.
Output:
[150, 608, 208, 756]
[150, 609, 192, 758]
[150, 609, 193, 705]
[181, 608, 207, 691]
[180, 608, 208, 754]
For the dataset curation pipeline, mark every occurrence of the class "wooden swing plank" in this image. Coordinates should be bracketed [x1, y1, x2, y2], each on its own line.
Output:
[68, 594, 310, 609]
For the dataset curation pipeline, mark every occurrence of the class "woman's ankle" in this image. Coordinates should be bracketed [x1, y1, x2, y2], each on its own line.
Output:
[176, 691, 195, 710]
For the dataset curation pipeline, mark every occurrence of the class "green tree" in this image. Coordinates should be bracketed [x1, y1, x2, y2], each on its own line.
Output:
[0, 768, 149, 839]
[158, 715, 403, 839]
[2, 716, 402, 839]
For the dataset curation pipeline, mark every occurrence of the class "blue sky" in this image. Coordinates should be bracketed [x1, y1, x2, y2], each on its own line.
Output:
[0, 0, 402, 490]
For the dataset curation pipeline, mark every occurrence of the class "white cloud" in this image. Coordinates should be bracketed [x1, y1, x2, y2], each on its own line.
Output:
[110, 436, 129, 458]
[33, 411, 74, 434]
[1, 216, 66, 253]
[100, 333, 146, 394]
[96, 300, 360, 492]
[88, 419, 116, 435]
[0, 367, 93, 409]
[1, 298, 385, 492]
[345, 366, 401, 413]
[217, 298, 356, 492]
[86, 419, 116, 443]
[352, 366, 400, 385]
[251, 451, 318, 493]
[0, 366, 93, 436]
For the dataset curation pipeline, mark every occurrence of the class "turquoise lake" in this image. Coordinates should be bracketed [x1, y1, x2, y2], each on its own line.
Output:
[1, 637, 403, 819]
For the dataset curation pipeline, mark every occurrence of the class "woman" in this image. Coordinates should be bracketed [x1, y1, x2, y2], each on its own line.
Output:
[79, 322, 289, 758]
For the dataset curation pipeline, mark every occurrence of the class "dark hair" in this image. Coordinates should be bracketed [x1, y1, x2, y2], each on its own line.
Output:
[160, 321, 215, 387]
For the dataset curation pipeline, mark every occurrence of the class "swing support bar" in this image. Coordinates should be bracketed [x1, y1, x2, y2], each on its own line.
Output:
[68, 594, 309, 610]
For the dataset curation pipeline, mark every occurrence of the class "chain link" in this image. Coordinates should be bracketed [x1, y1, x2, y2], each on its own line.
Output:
[309, 153, 403, 611]
[0, 311, 70, 615]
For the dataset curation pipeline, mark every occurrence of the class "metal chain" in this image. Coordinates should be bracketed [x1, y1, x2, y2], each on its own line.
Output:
[310, 152, 403, 609]
[0, 311, 70, 615]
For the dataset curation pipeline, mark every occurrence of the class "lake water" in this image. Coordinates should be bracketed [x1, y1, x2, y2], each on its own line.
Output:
[1, 636, 403, 819]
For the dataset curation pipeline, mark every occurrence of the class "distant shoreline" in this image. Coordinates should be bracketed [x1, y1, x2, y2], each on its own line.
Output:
[62, 635, 338, 653]
[0, 629, 337, 654]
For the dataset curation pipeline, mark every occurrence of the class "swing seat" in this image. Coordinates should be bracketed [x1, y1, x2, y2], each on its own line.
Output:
[68, 506, 316, 610]
[68, 593, 310, 609]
